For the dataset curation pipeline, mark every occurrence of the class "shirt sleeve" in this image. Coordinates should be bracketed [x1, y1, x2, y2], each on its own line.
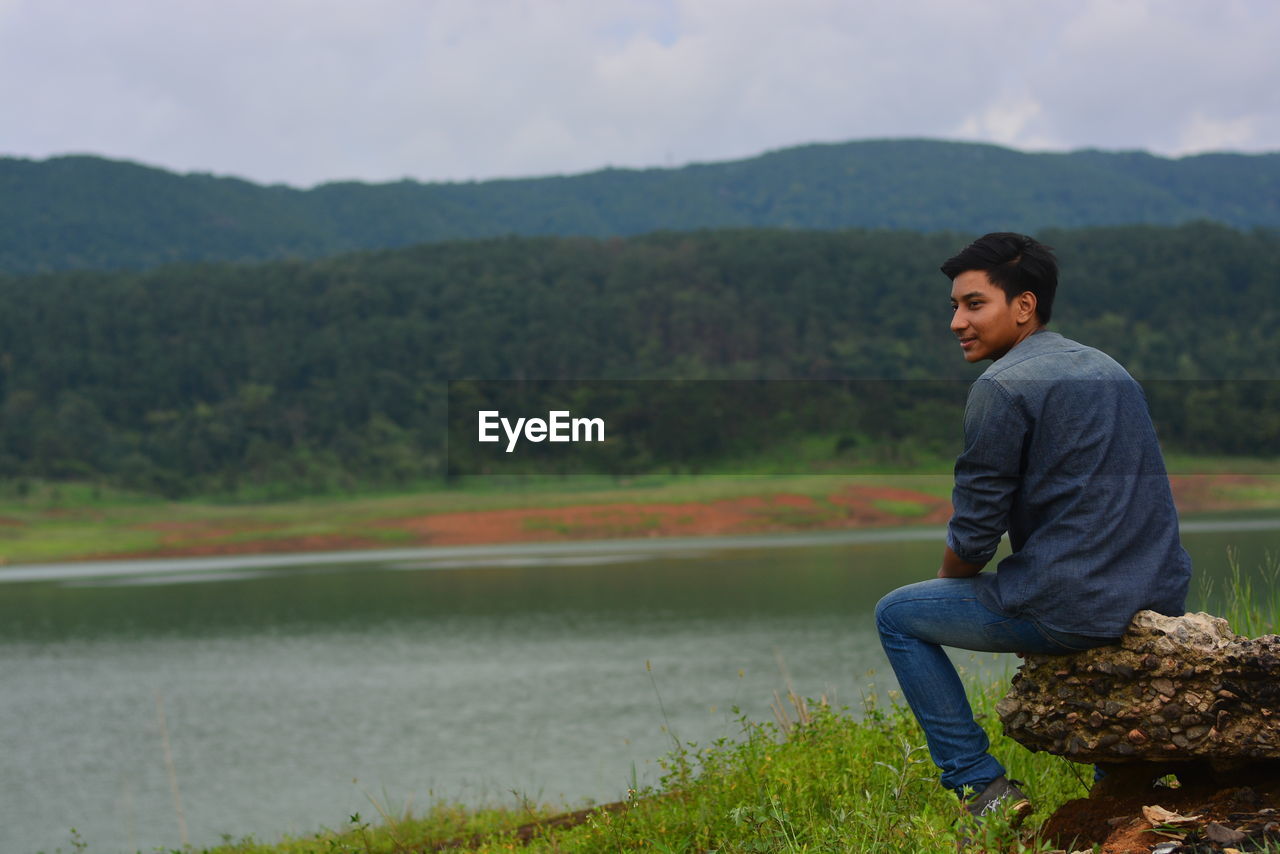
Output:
[947, 377, 1028, 564]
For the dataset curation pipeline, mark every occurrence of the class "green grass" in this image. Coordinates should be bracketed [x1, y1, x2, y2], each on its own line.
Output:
[0, 472, 957, 565]
[186, 677, 1074, 854]
[3, 456, 1279, 565]
[870, 498, 932, 518]
[689, 432, 958, 477]
[1163, 453, 1280, 475]
[1196, 546, 1280, 638]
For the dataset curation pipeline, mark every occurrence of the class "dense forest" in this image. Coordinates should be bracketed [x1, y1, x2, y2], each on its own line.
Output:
[4, 140, 1279, 273]
[2, 223, 1276, 496]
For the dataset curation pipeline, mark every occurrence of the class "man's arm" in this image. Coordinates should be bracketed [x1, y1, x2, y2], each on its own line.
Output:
[938, 544, 986, 578]
[947, 378, 1026, 572]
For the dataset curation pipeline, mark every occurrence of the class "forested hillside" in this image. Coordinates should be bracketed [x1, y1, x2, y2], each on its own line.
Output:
[2, 223, 1276, 495]
[4, 140, 1279, 273]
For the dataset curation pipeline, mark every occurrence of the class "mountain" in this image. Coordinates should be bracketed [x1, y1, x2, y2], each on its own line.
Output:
[2, 139, 1278, 273]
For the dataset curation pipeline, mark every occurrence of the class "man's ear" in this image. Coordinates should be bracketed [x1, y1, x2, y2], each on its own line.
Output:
[1015, 291, 1038, 324]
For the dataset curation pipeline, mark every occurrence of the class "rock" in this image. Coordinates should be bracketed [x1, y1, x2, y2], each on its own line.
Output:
[1205, 820, 1247, 845]
[997, 611, 1280, 763]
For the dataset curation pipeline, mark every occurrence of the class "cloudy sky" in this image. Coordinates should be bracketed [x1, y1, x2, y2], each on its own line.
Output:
[2, 0, 1277, 187]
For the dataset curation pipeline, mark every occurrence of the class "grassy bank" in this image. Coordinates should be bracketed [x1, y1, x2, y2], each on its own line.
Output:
[193, 677, 1077, 854]
[0, 472, 951, 564]
[3, 458, 1280, 565]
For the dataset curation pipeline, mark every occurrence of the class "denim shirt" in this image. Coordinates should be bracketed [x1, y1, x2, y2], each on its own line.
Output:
[947, 330, 1191, 638]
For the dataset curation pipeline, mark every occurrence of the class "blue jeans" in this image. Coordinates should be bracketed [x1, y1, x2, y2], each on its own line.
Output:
[874, 578, 1111, 796]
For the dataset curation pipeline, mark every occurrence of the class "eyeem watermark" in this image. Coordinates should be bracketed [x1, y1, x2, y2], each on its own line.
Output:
[478, 410, 605, 453]
[452, 379, 1272, 476]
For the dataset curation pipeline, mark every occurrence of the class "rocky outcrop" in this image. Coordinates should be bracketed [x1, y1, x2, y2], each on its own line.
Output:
[997, 611, 1280, 764]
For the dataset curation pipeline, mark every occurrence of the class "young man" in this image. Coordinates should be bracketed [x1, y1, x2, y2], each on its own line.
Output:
[874, 233, 1192, 827]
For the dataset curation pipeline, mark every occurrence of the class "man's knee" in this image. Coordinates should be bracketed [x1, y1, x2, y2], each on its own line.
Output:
[875, 587, 908, 635]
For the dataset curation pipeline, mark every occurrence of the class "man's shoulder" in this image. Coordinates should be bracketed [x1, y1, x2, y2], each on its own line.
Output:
[979, 331, 1131, 385]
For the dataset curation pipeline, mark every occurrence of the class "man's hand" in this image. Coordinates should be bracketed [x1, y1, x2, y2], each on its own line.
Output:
[938, 544, 986, 578]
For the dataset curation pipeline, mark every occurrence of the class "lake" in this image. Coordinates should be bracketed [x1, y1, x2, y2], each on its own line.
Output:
[3, 518, 1278, 854]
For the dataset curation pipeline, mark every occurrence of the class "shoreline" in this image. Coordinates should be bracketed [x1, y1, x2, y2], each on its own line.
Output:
[3, 509, 1279, 584]
[0, 525, 953, 582]
[0, 473, 1276, 569]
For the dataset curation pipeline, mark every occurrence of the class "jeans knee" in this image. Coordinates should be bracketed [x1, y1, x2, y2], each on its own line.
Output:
[874, 589, 902, 635]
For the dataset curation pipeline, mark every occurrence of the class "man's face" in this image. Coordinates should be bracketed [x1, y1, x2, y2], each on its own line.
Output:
[949, 270, 1033, 363]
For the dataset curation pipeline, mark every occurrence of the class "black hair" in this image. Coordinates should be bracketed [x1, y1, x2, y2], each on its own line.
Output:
[940, 232, 1058, 324]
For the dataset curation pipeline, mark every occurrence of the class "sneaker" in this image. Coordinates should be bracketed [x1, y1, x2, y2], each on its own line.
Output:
[966, 776, 1032, 823]
[955, 776, 1032, 851]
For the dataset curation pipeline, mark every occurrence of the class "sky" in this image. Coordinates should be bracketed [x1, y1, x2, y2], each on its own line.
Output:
[2, 0, 1278, 188]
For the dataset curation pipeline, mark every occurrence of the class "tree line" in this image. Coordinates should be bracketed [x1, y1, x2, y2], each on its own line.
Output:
[1, 223, 1276, 496]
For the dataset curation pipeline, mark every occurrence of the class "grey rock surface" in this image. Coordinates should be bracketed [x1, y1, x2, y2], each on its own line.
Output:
[997, 611, 1280, 763]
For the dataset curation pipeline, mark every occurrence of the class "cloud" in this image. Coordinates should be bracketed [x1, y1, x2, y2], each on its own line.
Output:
[970, 0, 1280, 155]
[954, 98, 1049, 149]
[0, 0, 1276, 186]
[1177, 112, 1259, 153]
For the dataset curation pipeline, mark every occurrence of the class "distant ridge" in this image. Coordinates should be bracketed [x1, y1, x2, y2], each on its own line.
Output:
[2, 139, 1278, 272]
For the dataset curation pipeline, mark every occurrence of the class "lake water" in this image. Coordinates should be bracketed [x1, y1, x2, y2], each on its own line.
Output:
[3, 518, 1278, 854]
